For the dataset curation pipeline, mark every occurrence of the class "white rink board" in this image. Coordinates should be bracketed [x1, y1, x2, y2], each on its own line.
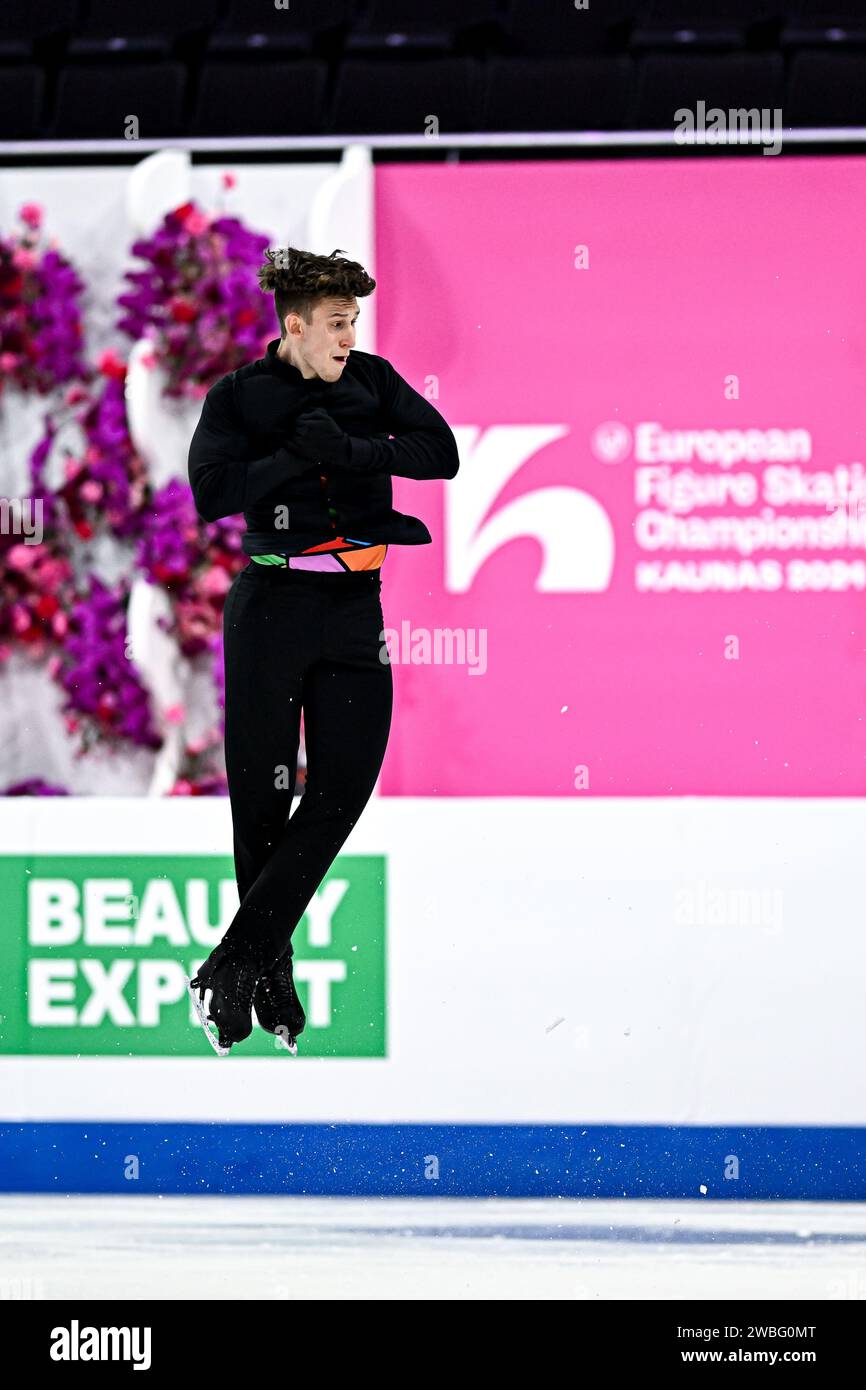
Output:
[1, 796, 864, 1127]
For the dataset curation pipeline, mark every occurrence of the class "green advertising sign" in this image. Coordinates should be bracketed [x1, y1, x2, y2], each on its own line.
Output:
[0, 855, 386, 1056]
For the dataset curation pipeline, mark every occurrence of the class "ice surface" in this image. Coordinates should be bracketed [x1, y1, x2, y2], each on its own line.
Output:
[2, 1196, 866, 1300]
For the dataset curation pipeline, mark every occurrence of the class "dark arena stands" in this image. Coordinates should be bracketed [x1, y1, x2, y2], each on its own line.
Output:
[0, 1, 864, 142]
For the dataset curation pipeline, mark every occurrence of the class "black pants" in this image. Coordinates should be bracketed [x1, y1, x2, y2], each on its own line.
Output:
[218, 561, 392, 967]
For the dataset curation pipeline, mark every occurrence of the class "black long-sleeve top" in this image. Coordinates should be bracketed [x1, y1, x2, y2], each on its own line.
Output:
[187, 338, 460, 556]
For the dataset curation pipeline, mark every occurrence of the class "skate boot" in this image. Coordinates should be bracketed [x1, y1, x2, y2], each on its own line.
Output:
[253, 948, 306, 1056]
[189, 939, 263, 1056]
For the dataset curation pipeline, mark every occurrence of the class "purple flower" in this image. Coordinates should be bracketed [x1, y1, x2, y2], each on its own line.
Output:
[117, 204, 273, 398]
[1, 777, 69, 795]
[0, 219, 88, 395]
[28, 376, 150, 542]
[55, 574, 163, 751]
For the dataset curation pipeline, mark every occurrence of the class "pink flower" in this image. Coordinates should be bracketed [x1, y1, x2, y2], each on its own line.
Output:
[221, 173, 237, 190]
[6, 543, 38, 571]
[187, 736, 208, 755]
[12, 248, 38, 271]
[38, 559, 67, 587]
[64, 385, 89, 407]
[97, 349, 127, 380]
[169, 296, 197, 324]
[19, 203, 43, 230]
[51, 612, 68, 639]
[139, 350, 157, 370]
[0, 352, 20, 372]
[163, 703, 186, 725]
[200, 566, 231, 597]
[181, 208, 209, 236]
[172, 779, 194, 796]
[12, 604, 31, 633]
[79, 480, 103, 503]
[178, 603, 212, 639]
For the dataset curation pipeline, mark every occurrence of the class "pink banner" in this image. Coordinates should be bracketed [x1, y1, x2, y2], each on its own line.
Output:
[375, 157, 866, 795]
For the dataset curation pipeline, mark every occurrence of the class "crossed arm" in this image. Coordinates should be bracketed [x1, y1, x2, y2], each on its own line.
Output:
[188, 358, 460, 524]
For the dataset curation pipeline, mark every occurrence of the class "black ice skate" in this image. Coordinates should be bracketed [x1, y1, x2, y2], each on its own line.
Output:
[253, 949, 306, 1056]
[189, 940, 263, 1056]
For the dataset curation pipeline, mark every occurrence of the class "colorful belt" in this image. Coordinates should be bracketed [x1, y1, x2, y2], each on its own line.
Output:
[251, 542, 388, 573]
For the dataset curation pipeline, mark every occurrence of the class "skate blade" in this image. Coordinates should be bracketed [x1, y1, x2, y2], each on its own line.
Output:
[274, 1028, 299, 1056]
[189, 982, 232, 1057]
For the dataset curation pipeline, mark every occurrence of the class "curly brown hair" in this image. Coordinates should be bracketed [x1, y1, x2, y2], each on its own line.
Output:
[258, 246, 376, 337]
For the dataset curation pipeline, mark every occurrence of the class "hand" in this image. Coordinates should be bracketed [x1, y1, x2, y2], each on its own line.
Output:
[292, 408, 351, 467]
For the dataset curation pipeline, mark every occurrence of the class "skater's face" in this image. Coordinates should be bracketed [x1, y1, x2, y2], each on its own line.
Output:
[282, 297, 359, 382]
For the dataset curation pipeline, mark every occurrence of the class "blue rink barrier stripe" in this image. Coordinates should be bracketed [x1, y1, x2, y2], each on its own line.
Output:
[0, 1123, 864, 1198]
